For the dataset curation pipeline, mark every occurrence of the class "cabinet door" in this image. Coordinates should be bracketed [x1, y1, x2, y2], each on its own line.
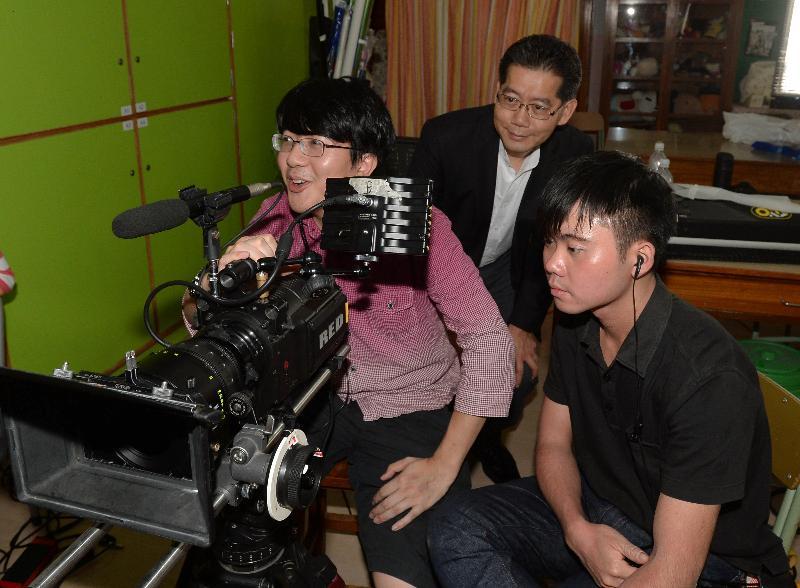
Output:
[136, 101, 239, 327]
[231, 0, 316, 220]
[125, 0, 232, 111]
[0, 1, 130, 138]
[0, 125, 148, 373]
[605, 1, 669, 129]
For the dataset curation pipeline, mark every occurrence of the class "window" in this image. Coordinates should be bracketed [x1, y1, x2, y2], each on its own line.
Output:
[773, 0, 800, 107]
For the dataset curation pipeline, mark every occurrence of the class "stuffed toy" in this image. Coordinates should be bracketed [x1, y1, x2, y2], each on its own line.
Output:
[673, 93, 704, 114]
[631, 57, 659, 77]
[611, 93, 637, 111]
[633, 90, 658, 112]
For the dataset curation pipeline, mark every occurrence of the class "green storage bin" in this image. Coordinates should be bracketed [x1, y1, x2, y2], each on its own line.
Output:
[739, 340, 800, 398]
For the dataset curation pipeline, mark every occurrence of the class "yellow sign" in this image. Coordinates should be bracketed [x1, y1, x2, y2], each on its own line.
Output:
[751, 207, 792, 220]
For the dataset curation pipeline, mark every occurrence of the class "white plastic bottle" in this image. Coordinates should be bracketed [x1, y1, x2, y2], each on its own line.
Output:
[648, 141, 667, 172]
[658, 157, 674, 184]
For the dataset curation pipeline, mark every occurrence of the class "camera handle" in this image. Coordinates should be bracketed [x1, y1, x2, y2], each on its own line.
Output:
[204, 225, 223, 297]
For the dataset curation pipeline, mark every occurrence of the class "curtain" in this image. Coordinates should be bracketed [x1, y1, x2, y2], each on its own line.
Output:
[385, 0, 582, 137]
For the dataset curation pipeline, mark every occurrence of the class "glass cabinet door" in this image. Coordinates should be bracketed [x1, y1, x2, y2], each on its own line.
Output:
[608, 2, 668, 129]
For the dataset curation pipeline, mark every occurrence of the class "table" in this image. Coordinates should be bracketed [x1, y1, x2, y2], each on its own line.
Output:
[661, 259, 800, 323]
[605, 128, 800, 196]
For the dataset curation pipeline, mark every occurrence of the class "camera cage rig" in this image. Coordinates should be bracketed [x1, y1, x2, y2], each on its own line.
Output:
[0, 176, 433, 587]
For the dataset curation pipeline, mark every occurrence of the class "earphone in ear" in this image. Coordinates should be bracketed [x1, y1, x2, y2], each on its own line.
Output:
[634, 255, 644, 278]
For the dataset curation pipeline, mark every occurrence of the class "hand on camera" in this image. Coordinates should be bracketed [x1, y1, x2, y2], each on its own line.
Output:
[219, 234, 278, 269]
[368, 456, 457, 531]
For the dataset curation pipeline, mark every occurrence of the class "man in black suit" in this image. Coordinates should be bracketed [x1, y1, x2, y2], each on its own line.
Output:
[408, 35, 594, 482]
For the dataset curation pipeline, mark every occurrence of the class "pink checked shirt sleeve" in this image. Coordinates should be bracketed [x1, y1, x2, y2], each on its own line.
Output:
[0, 251, 15, 296]
[422, 207, 515, 417]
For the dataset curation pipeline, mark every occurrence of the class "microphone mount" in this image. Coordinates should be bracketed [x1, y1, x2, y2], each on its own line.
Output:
[177, 183, 280, 297]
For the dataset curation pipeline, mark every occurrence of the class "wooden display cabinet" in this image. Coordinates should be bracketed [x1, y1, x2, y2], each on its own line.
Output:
[601, 0, 743, 132]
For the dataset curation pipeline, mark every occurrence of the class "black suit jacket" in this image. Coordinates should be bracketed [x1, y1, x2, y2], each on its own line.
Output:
[408, 105, 594, 338]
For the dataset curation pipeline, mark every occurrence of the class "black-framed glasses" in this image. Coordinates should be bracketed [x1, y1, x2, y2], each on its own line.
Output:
[495, 92, 563, 120]
[271, 133, 353, 158]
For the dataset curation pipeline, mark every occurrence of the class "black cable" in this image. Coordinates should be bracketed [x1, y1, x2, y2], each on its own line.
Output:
[65, 535, 122, 573]
[223, 190, 285, 249]
[144, 194, 351, 348]
[298, 218, 311, 252]
[633, 278, 640, 413]
[184, 191, 285, 317]
[341, 489, 354, 516]
[320, 386, 337, 456]
[143, 279, 197, 347]
[0, 511, 119, 577]
[629, 273, 658, 506]
[0, 512, 59, 573]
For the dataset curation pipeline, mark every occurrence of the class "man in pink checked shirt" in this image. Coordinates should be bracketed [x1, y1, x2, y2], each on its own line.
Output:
[185, 77, 514, 588]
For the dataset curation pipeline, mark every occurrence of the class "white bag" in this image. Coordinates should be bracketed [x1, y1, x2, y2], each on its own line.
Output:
[722, 111, 800, 145]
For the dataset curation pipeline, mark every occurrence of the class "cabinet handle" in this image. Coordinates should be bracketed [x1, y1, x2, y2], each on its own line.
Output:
[780, 299, 800, 308]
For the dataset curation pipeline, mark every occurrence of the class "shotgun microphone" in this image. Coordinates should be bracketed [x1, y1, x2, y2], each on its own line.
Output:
[112, 181, 282, 239]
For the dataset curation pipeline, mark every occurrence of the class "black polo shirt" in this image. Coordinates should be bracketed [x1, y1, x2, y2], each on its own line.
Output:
[544, 278, 787, 575]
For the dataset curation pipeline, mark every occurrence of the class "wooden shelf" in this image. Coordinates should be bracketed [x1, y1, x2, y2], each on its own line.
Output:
[613, 75, 661, 81]
[615, 36, 666, 42]
[675, 37, 727, 44]
[668, 112, 721, 118]
[671, 74, 721, 82]
[610, 111, 659, 117]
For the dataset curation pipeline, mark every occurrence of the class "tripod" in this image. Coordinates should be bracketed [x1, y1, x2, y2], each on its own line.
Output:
[177, 500, 343, 588]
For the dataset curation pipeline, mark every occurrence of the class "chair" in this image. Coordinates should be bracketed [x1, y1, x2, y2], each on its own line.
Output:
[306, 460, 358, 555]
[374, 137, 419, 177]
[569, 111, 605, 150]
[759, 373, 800, 553]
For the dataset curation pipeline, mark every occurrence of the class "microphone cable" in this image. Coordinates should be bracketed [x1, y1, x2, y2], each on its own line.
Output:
[628, 263, 659, 511]
[223, 189, 284, 249]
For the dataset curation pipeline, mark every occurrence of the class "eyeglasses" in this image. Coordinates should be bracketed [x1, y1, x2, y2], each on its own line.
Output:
[495, 92, 563, 120]
[271, 134, 353, 158]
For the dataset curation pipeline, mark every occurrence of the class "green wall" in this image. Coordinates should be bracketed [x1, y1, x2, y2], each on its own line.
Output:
[0, 0, 315, 374]
[735, 0, 789, 103]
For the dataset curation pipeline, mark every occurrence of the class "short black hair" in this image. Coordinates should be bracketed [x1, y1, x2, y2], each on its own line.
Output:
[499, 35, 582, 102]
[537, 151, 676, 265]
[276, 77, 395, 166]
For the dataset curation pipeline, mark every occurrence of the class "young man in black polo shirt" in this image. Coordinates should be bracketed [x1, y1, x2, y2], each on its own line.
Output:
[428, 151, 792, 587]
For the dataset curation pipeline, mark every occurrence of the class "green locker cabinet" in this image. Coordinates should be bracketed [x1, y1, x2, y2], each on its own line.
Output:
[0, 124, 149, 373]
[0, 1, 130, 138]
[125, 0, 233, 111]
[0, 0, 315, 373]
